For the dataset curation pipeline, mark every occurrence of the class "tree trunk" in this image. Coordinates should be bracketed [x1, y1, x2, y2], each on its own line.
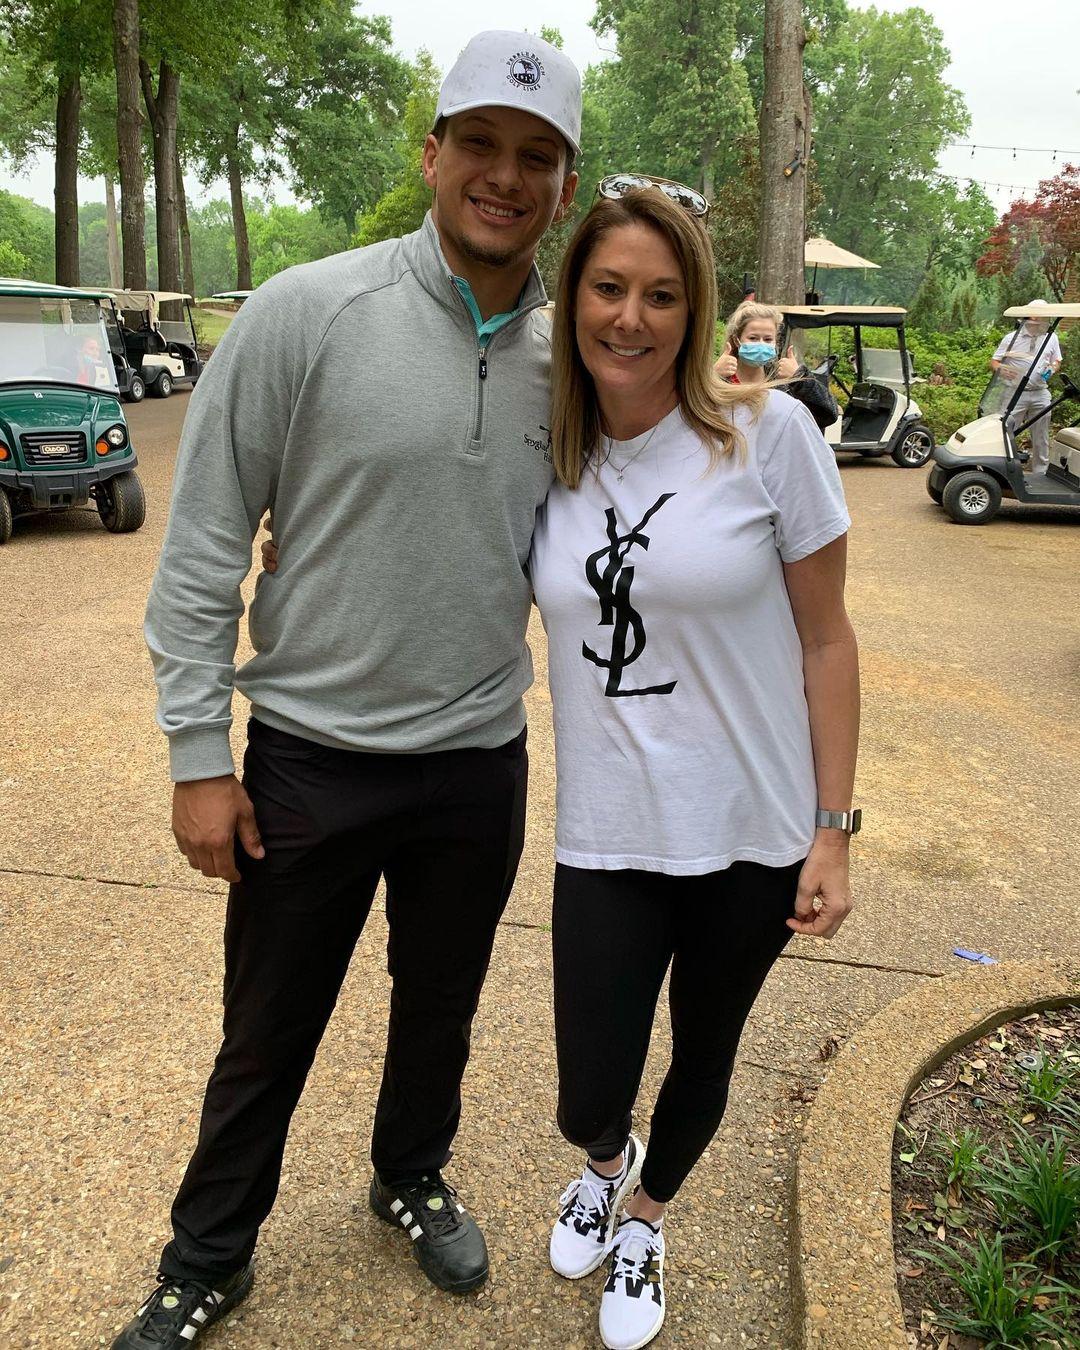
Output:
[141, 58, 181, 317]
[227, 138, 252, 290]
[176, 145, 195, 297]
[104, 172, 122, 286]
[53, 69, 82, 284]
[757, 0, 809, 305]
[113, 0, 146, 288]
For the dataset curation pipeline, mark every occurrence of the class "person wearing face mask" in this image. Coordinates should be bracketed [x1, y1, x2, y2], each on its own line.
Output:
[990, 300, 1062, 472]
[715, 301, 839, 433]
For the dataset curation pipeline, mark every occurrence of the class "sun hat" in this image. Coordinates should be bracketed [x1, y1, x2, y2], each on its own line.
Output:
[435, 30, 582, 155]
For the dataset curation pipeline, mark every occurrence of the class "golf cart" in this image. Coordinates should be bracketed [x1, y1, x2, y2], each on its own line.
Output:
[103, 289, 203, 398]
[927, 303, 1080, 524]
[779, 306, 935, 467]
[0, 278, 144, 544]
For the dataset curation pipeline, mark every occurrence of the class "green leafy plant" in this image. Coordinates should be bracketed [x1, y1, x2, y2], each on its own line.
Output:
[1019, 1053, 1080, 1118]
[972, 1128, 1080, 1266]
[918, 1231, 1071, 1347]
[935, 1127, 987, 1190]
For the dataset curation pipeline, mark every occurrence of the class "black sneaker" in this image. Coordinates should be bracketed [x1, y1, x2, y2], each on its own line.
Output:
[370, 1170, 489, 1293]
[111, 1261, 254, 1348]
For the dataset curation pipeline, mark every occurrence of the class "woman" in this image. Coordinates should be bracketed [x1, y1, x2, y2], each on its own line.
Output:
[263, 185, 859, 1350]
[716, 299, 839, 431]
[530, 186, 858, 1350]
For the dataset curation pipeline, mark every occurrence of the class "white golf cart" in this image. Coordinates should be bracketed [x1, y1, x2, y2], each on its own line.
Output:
[779, 305, 935, 467]
[927, 303, 1080, 524]
[102, 289, 203, 398]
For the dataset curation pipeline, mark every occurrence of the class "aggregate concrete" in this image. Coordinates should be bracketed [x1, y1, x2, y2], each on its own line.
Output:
[1, 398, 1077, 1346]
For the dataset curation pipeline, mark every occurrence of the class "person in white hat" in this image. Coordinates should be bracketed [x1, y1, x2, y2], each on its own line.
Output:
[990, 299, 1062, 472]
[114, 31, 580, 1349]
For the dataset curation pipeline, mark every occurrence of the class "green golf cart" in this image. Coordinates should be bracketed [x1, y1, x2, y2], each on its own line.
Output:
[0, 278, 145, 544]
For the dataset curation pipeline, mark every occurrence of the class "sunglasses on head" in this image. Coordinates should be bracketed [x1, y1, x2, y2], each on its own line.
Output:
[596, 173, 711, 222]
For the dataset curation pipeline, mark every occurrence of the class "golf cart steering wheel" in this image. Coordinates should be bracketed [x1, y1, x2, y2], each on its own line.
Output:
[1058, 372, 1079, 398]
[33, 365, 80, 381]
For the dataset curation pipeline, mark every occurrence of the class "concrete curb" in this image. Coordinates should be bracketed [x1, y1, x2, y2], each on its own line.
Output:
[791, 957, 1080, 1349]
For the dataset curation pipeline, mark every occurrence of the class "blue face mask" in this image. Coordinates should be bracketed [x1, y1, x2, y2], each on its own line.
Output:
[738, 341, 776, 366]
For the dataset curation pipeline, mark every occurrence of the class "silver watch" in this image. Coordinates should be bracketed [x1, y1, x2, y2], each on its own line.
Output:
[815, 808, 862, 835]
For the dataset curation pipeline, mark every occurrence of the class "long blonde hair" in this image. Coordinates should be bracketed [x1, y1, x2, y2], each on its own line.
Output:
[550, 190, 767, 489]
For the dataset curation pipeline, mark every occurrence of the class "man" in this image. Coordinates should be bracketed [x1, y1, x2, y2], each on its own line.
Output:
[990, 298, 1063, 473]
[113, 31, 580, 1349]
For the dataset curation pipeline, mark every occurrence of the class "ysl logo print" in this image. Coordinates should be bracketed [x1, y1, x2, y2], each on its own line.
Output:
[582, 494, 678, 697]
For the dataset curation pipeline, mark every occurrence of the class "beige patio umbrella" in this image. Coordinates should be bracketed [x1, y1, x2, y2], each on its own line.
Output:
[804, 236, 879, 294]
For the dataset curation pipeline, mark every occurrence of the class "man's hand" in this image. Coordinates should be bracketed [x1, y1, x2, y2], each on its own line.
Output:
[260, 515, 279, 573]
[787, 837, 853, 939]
[172, 775, 265, 883]
[714, 352, 738, 379]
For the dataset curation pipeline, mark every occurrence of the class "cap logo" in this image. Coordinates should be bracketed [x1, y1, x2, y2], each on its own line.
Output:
[507, 51, 545, 91]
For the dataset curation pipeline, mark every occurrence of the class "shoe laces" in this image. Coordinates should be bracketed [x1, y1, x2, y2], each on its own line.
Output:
[558, 1166, 616, 1233]
[137, 1275, 216, 1344]
[608, 1220, 662, 1287]
[393, 1173, 465, 1240]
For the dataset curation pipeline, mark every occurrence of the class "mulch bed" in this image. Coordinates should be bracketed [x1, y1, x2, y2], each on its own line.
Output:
[891, 1003, 1079, 1349]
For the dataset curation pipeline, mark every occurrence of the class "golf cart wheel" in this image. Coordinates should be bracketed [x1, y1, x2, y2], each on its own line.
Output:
[941, 470, 1001, 525]
[152, 371, 173, 398]
[892, 423, 934, 468]
[96, 471, 145, 533]
[0, 489, 12, 545]
[127, 373, 145, 403]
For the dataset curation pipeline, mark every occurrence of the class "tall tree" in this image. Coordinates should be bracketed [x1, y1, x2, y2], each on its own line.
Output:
[757, 0, 809, 303]
[807, 4, 968, 297]
[588, 0, 755, 197]
[112, 0, 146, 286]
[139, 54, 180, 302]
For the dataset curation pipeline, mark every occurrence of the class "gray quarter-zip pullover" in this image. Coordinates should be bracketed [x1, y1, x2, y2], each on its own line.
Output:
[145, 214, 556, 781]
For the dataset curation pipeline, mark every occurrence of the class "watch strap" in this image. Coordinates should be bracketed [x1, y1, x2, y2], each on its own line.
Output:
[815, 808, 862, 835]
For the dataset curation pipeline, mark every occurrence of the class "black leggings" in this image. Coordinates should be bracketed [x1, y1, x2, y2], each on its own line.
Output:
[552, 859, 801, 1204]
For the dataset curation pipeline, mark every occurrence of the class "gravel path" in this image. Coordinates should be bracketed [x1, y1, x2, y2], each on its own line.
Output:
[2, 394, 1077, 1347]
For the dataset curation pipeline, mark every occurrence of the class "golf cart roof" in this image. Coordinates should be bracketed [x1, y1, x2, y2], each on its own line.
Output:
[1003, 303, 1080, 320]
[780, 305, 907, 329]
[0, 276, 113, 302]
[103, 288, 193, 306]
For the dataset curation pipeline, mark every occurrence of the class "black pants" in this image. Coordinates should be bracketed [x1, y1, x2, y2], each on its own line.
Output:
[160, 717, 528, 1281]
[553, 859, 800, 1204]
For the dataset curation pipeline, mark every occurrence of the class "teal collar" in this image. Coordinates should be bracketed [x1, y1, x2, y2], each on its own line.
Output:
[451, 275, 523, 348]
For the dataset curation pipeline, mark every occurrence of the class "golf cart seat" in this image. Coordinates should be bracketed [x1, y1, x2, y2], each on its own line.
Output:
[847, 382, 894, 413]
[1054, 427, 1080, 452]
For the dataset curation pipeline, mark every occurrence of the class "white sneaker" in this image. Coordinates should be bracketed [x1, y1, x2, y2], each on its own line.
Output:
[599, 1216, 666, 1350]
[549, 1134, 644, 1279]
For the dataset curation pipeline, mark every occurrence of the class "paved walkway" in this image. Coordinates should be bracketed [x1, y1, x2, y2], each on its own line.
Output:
[2, 396, 1077, 1347]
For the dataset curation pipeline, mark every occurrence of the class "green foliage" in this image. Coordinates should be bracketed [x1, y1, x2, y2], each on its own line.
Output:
[0, 188, 54, 281]
[935, 1128, 987, 1191]
[277, 5, 411, 228]
[587, 0, 755, 196]
[1019, 1055, 1080, 1120]
[248, 203, 348, 285]
[972, 1128, 1080, 1266]
[0, 238, 32, 276]
[919, 1231, 1075, 1347]
[353, 50, 439, 249]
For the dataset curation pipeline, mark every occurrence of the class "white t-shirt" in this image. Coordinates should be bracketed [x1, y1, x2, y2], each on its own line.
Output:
[529, 392, 850, 875]
[992, 329, 1061, 393]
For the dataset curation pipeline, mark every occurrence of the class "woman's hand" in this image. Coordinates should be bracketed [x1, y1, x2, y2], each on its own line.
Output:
[787, 836, 853, 938]
[714, 351, 738, 379]
[776, 346, 799, 379]
[260, 515, 279, 574]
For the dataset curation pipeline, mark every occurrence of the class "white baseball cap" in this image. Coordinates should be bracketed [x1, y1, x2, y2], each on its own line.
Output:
[435, 30, 582, 156]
